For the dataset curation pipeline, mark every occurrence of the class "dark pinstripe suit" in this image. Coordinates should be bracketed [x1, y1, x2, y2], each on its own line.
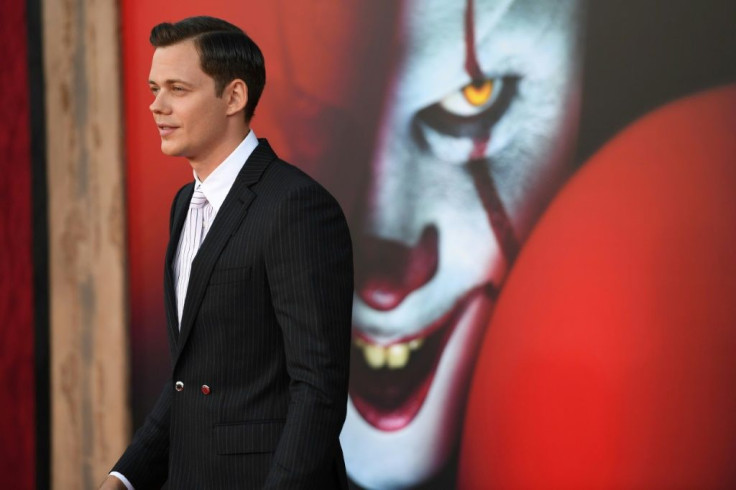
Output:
[113, 140, 353, 489]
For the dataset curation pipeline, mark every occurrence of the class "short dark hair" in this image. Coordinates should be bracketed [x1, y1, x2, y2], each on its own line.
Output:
[150, 16, 265, 122]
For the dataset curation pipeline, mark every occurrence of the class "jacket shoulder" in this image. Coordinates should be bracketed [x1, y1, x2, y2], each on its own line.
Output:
[259, 158, 336, 201]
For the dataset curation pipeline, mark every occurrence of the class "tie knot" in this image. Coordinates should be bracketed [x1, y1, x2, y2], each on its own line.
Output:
[190, 187, 208, 209]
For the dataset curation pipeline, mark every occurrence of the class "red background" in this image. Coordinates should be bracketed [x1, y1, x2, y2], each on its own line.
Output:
[460, 85, 736, 488]
[120, 2, 736, 488]
[0, 1, 36, 488]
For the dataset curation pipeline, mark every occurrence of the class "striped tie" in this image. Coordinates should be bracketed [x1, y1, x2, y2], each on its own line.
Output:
[174, 186, 213, 326]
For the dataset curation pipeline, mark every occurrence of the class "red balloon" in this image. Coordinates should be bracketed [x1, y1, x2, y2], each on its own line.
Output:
[459, 85, 736, 489]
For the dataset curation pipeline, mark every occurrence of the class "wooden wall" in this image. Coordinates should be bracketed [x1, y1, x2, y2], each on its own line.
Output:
[41, 0, 130, 487]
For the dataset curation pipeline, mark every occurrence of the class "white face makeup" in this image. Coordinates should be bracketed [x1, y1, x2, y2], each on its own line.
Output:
[341, 0, 583, 487]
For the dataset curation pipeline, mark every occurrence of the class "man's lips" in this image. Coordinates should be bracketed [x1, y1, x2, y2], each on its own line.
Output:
[157, 124, 178, 137]
[350, 284, 496, 432]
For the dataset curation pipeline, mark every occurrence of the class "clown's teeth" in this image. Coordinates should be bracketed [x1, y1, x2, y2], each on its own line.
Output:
[387, 343, 409, 369]
[408, 338, 424, 350]
[364, 343, 387, 369]
[355, 337, 424, 370]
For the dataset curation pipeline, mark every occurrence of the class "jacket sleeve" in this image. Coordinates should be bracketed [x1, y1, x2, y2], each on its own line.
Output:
[110, 380, 171, 489]
[262, 181, 354, 489]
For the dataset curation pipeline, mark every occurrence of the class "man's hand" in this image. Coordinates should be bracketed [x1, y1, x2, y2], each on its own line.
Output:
[98, 475, 127, 490]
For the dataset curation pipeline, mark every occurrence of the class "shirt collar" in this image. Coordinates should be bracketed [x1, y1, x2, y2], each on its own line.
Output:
[194, 129, 258, 215]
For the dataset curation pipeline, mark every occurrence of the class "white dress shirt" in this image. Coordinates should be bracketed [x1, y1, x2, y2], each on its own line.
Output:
[172, 130, 259, 324]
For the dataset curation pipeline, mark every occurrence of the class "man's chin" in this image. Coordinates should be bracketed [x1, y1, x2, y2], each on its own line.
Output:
[342, 289, 495, 488]
[159, 140, 184, 158]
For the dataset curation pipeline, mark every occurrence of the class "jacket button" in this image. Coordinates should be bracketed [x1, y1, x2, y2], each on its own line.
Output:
[201, 385, 211, 395]
[175, 381, 184, 392]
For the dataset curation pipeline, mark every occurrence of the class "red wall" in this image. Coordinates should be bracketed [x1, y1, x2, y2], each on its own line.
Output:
[0, 1, 36, 488]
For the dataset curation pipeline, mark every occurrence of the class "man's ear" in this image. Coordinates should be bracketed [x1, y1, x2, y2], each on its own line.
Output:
[224, 79, 248, 117]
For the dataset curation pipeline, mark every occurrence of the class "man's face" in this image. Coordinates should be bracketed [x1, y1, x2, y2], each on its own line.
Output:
[148, 40, 229, 165]
[340, 0, 583, 487]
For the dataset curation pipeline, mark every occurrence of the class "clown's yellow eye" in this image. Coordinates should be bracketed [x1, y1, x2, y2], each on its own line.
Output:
[414, 75, 518, 141]
[462, 79, 494, 107]
[436, 77, 503, 117]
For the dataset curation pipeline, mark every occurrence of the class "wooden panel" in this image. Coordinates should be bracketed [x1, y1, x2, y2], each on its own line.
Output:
[41, 0, 130, 487]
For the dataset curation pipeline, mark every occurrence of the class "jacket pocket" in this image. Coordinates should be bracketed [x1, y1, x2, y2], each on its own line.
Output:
[214, 419, 285, 455]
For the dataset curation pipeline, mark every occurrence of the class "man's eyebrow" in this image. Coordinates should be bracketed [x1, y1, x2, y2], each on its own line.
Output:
[148, 79, 194, 86]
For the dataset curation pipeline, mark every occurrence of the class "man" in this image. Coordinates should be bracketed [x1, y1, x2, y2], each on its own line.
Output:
[101, 16, 353, 489]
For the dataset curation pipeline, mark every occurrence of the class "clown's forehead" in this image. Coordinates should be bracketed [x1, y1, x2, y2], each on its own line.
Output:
[393, 0, 581, 111]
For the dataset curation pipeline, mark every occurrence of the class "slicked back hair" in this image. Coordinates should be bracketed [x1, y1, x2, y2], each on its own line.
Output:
[150, 16, 265, 122]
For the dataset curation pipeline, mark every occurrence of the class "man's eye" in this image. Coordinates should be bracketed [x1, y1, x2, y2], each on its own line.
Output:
[413, 76, 519, 139]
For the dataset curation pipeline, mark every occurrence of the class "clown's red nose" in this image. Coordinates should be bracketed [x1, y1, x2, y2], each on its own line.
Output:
[355, 225, 439, 311]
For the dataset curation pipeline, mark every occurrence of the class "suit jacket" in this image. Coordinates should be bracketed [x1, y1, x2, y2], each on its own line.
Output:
[113, 140, 354, 489]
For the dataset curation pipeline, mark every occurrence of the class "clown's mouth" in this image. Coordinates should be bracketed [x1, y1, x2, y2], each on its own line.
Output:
[350, 286, 492, 431]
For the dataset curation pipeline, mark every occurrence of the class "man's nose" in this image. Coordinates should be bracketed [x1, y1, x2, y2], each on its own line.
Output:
[149, 93, 168, 114]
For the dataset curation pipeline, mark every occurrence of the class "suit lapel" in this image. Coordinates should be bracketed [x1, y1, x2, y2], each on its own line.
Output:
[174, 139, 277, 366]
[164, 183, 194, 346]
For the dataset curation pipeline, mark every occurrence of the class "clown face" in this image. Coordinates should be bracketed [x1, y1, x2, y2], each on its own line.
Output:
[340, 0, 584, 487]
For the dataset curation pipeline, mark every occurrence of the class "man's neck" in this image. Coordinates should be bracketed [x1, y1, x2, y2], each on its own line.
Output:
[190, 127, 250, 182]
